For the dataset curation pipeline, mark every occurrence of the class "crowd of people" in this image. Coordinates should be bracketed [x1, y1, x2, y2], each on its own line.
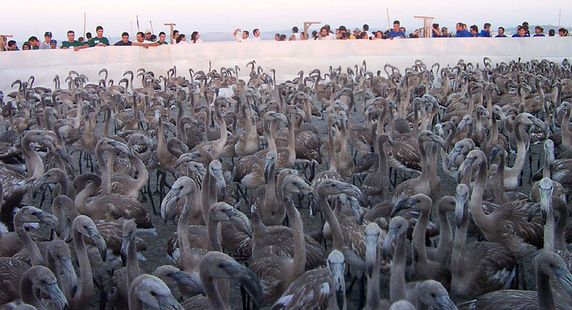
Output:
[0, 20, 569, 51]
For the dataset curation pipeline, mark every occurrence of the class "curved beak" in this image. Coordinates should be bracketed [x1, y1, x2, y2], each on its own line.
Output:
[90, 231, 107, 262]
[382, 229, 396, 259]
[172, 271, 204, 295]
[161, 187, 181, 222]
[390, 197, 414, 217]
[42, 281, 69, 310]
[263, 156, 275, 184]
[556, 267, 572, 298]
[158, 293, 183, 310]
[365, 234, 378, 278]
[236, 265, 264, 308]
[435, 295, 458, 310]
[454, 196, 465, 228]
[230, 209, 252, 236]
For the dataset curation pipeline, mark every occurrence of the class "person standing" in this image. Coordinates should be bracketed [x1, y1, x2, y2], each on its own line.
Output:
[469, 25, 479, 37]
[533, 26, 545, 37]
[61, 30, 88, 50]
[512, 26, 527, 38]
[496, 27, 507, 37]
[132, 31, 159, 48]
[39, 31, 53, 49]
[289, 26, 299, 40]
[480, 23, 492, 37]
[233, 28, 250, 42]
[157, 32, 168, 45]
[190, 31, 202, 43]
[387, 20, 406, 39]
[252, 29, 261, 41]
[88, 26, 110, 47]
[455, 23, 472, 37]
[28, 36, 40, 49]
[114, 32, 132, 46]
[318, 26, 332, 40]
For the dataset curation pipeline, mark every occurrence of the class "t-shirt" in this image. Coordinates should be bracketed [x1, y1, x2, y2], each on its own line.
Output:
[495, 34, 507, 38]
[456, 29, 472, 37]
[387, 30, 405, 38]
[157, 41, 168, 45]
[512, 34, 527, 38]
[114, 40, 132, 46]
[61, 40, 86, 48]
[39, 41, 51, 49]
[479, 30, 491, 37]
[533, 34, 545, 37]
[88, 36, 110, 47]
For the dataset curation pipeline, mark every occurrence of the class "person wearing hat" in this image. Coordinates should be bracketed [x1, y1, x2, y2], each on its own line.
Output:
[40, 32, 53, 49]
[350, 28, 360, 39]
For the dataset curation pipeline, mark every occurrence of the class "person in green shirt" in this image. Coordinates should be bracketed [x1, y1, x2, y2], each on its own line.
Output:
[88, 26, 110, 47]
[157, 32, 168, 45]
[61, 30, 88, 50]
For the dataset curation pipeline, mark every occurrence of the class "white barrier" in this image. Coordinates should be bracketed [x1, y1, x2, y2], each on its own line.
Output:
[1, 38, 571, 93]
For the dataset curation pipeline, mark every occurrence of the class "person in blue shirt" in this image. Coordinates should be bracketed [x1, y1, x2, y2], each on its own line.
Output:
[533, 26, 545, 37]
[387, 20, 406, 39]
[469, 25, 479, 37]
[496, 27, 507, 37]
[512, 26, 528, 38]
[480, 23, 492, 37]
[455, 23, 472, 37]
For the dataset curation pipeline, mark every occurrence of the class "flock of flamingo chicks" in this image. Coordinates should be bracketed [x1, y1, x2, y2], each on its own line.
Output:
[0, 57, 572, 309]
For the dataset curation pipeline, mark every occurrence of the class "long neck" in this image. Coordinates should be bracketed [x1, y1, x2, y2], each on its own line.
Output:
[390, 232, 407, 303]
[201, 171, 217, 224]
[328, 128, 338, 172]
[71, 229, 93, 307]
[319, 194, 344, 250]
[469, 160, 495, 237]
[103, 108, 111, 138]
[214, 111, 228, 154]
[412, 208, 430, 264]
[132, 154, 149, 193]
[537, 268, 555, 310]
[15, 218, 44, 266]
[505, 124, 527, 187]
[451, 207, 469, 276]
[21, 136, 45, 179]
[435, 204, 453, 263]
[543, 197, 555, 252]
[126, 235, 141, 287]
[287, 118, 296, 164]
[366, 247, 381, 309]
[284, 195, 306, 281]
[554, 200, 568, 250]
[178, 197, 198, 272]
[203, 269, 228, 310]
[207, 218, 222, 252]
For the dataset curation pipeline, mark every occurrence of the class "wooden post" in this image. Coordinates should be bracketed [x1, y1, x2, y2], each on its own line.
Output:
[164, 23, 176, 44]
[303, 21, 321, 38]
[414, 15, 435, 38]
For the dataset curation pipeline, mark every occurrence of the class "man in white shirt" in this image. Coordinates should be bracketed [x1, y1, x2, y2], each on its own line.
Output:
[233, 28, 250, 42]
[319, 26, 332, 40]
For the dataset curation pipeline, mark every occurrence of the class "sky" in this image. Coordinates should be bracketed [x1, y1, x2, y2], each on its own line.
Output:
[1, 0, 571, 42]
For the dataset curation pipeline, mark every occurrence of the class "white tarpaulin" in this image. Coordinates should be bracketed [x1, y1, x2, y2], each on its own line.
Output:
[1, 38, 571, 93]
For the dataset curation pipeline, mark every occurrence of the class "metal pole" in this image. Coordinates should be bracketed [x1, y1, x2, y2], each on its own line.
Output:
[386, 8, 390, 29]
[83, 12, 87, 37]
[136, 15, 140, 32]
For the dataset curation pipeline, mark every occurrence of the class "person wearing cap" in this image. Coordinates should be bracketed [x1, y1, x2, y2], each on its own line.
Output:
[61, 30, 88, 50]
[144, 30, 153, 41]
[40, 31, 53, 49]
[350, 28, 360, 39]
[88, 26, 110, 47]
